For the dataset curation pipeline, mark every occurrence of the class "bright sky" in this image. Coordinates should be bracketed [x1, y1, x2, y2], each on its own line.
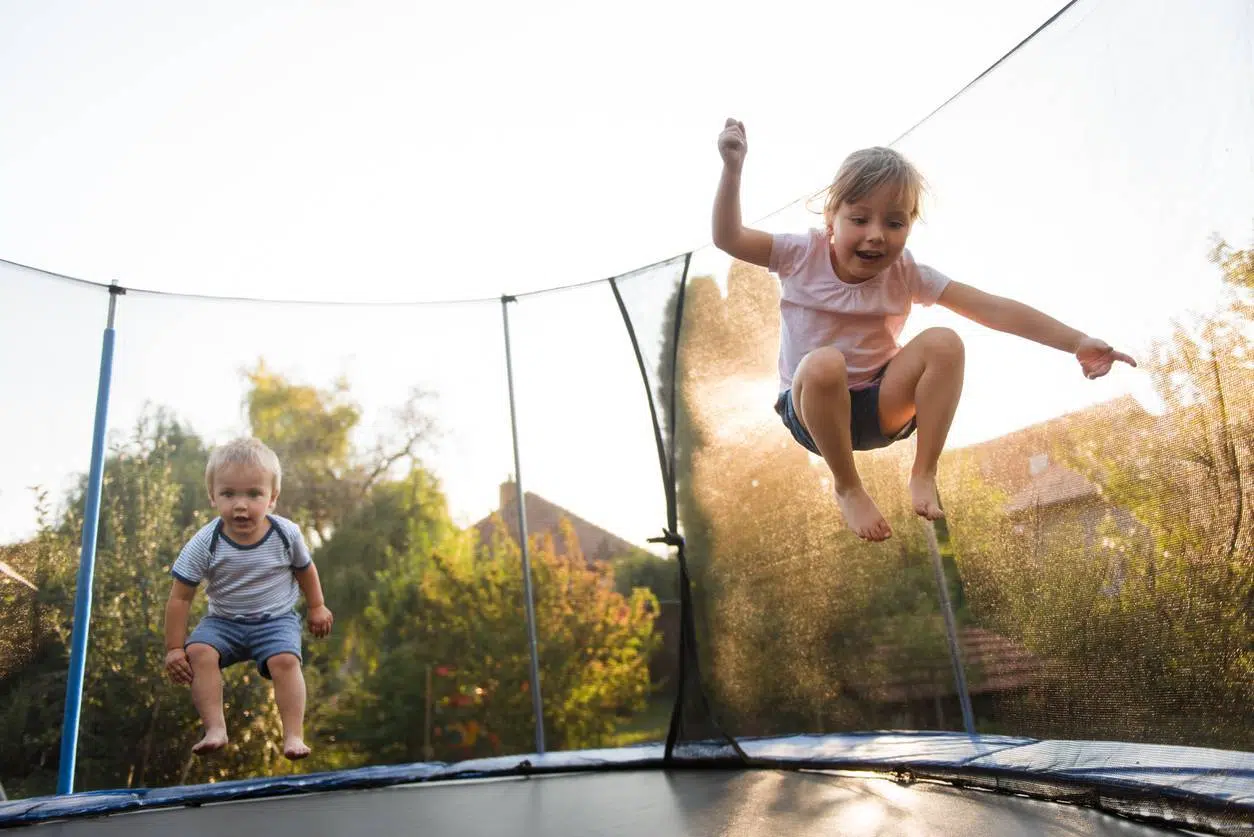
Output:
[2, 0, 1251, 547]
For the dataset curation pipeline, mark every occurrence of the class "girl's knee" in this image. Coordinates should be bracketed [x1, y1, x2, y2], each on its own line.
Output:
[922, 327, 964, 360]
[796, 347, 849, 389]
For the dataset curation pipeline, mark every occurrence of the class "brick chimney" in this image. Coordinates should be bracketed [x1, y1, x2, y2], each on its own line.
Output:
[499, 478, 518, 511]
[498, 479, 523, 541]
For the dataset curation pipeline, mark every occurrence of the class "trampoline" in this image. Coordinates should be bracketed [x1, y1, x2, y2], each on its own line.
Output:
[3, 736, 1253, 834]
[2, 736, 1252, 834]
[0, 768, 1237, 837]
[2, 0, 1252, 835]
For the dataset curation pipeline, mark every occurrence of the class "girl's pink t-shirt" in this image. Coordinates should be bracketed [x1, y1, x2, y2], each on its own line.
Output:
[770, 229, 951, 392]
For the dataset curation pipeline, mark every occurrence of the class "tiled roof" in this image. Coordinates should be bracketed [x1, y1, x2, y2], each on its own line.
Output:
[943, 395, 1152, 498]
[472, 483, 642, 563]
[848, 627, 1044, 702]
[1005, 464, 1101, 514]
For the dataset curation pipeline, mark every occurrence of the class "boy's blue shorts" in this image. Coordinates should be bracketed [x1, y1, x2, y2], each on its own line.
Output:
[774, 370, 916, 454]
[186, 612, 302, 680]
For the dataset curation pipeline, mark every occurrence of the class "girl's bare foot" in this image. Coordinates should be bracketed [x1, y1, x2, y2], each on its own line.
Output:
[835, 485, 892, 541]
[909, 473, 944, 520]
[192, 728, 228, 755]
[283, 737, 311, 761]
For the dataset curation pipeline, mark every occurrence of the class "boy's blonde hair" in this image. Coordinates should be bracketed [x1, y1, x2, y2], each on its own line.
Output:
[821, 146, 927, 227]
[205, 437, 282, 497]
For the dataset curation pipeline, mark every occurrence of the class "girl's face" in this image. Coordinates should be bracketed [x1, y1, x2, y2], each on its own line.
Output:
[826, 182, 914, 283]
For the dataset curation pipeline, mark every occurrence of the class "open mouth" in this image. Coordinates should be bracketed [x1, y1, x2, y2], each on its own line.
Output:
[855, 250, 883, 261]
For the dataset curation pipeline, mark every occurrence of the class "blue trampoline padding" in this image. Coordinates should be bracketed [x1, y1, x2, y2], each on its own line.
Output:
[738, 734, 1254, 804]
[1, 733, 1250, 827]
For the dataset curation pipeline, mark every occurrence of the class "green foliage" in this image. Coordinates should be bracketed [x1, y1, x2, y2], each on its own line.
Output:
[610, 550, 678, 602]
[338, 516, 659, 762]
[245, 362, 363, 540]
[244, 363, 436, 545]
[313, 469, 455, 645]
[0, 523, 73, 798]
[938, 238, 1254, 749]
[2, 364, 663, 797]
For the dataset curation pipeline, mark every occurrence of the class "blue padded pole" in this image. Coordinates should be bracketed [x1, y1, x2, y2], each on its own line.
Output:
[57, 281, 123, 794]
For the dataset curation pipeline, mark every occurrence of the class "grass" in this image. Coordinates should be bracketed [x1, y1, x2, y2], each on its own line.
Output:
[607, 693, 674, 747]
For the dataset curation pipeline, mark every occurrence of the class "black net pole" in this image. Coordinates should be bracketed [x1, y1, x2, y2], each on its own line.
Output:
[499, 294, 547, 755]
[609, 257, 748, 762]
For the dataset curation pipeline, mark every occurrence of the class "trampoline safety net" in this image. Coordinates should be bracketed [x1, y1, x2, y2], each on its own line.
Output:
[0, 0, 1251, 834]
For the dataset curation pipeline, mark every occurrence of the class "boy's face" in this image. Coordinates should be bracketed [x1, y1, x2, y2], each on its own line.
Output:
[826, 182, 913, 283]
[211, 462, 278, 544]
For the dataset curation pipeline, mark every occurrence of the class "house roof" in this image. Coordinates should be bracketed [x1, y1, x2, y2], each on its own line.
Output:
[471, 482, 643, 564]
[1004, 464, 1101, 514]
[944, 395, 1155, 512]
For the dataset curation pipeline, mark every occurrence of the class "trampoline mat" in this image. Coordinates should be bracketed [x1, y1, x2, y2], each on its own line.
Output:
[9, 769, 1193, 836]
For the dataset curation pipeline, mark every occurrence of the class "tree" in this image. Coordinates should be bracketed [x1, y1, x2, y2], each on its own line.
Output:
[610, 550, 678, 602]
[244, 363, 435, 545]
[1068, 237, 1252, 748]
[244, 362, 362, 542]
[0, 508, 75, 798]
[312, 468, 455, 636]
[337, 511, 659, 762]
[298, 464, 457, 752]
[935, 237, 1253, 750]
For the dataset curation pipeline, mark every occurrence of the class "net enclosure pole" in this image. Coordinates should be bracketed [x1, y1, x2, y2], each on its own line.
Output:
[500, 294, 546, 755]
[57, 280, 125, 794]
[925, 520, 975, 734]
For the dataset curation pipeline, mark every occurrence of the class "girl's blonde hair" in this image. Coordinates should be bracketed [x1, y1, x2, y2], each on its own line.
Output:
[819, 146, 927, 227]
[205, 437, 282, 497]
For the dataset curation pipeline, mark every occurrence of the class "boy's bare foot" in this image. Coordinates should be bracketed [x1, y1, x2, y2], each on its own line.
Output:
[283, 737, 311, 761]
[192, 728, 228, 755]
[835, 485, 892, 541]
[910, 473, 945, 520]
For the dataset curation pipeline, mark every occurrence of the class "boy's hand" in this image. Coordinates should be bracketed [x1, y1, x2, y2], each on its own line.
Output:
[165, 648, 193, 685]
[718, 118, 747, 172]
[308, 605, 334, 638]
[1076, 336, 1136, 379]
